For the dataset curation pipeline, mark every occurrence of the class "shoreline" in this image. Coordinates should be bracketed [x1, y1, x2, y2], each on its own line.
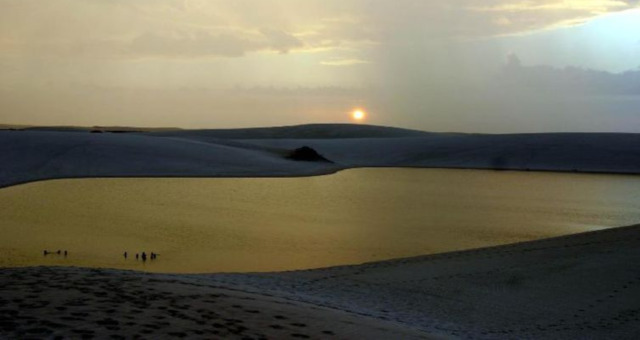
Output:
[1, 164, 639, 191]
[2, 220, 633, 276]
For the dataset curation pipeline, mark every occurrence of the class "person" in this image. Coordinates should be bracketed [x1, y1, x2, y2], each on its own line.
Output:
[150, 252, 155, 260]
[64, 250, 68, 257]
[135, 253, 139, 260]
[141, 252, 147, 261]
[43, 250, 49, 256]
[56, 250, 61, 255]
[124, 251, 127, 259]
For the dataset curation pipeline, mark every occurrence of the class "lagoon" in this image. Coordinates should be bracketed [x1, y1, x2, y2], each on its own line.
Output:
[1, 168, 639, 273]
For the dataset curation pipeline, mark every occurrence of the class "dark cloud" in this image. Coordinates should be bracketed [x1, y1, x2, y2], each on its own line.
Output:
[129, 32, 254, 58]
[259, 28, 304, 54]
[128, 29, 303, 58]
[9, 29, 305, 59]
[502, 54, 640, 95]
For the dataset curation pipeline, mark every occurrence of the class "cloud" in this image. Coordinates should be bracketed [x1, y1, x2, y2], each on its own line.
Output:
[1, 0, 637, 61]
[128, 28, 303, 58]
[362, 0, 639, 40]
[320, 58, 370, 66]
[468, 0, 631, 13]
[129, 32, 255, 58]
[501, 54, 640, 95]
[232, 85, 364, 97]
[259, 28, 304, 54]
[1, 30, 303, 60]
[462, 0, 640, 35]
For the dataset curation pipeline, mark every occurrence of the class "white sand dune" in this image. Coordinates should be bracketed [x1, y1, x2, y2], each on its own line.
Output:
[0, 129, 341, 188]
[147, 124, 640, 173]
[2, 224, 639, 338]
[210, 223, 640, 338]
[230, 133, 640, 171]
[0, 267, 429, 339]
[2, 124, 640, 188]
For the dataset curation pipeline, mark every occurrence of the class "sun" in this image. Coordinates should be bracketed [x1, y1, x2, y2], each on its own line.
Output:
[351, 109, 366, 122]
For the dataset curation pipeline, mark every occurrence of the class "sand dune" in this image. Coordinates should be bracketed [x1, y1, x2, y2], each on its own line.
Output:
[2, 124, 640, 188]
[211, 223, 640, 338]
[2, 224, 639, 338]
[0, 129, 341, 188]
[236, 133, 640, 172]
[0, 267, 429, 339]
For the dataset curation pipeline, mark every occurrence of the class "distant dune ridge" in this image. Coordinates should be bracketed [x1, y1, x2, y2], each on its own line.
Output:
[1, 123, 640, 188]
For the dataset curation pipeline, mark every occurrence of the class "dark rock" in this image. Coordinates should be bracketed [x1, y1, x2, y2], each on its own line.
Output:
[287, 146, 332, 163]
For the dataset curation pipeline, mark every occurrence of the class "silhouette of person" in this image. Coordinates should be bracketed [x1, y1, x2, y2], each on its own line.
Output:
[124, 251, 128, 259]
[64, 250, 68, 257]
[56, 250, 61, 255]
[43, 250, 49, 256]
[150, 252, 155, 260]
[141, 252, 147, 261]
[135, 253, 139, 260]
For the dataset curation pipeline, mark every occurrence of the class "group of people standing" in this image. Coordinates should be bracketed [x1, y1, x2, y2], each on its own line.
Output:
[123, 251, 158, 262]
[42, 249, 160, 263]
[43, 250, 67, 257]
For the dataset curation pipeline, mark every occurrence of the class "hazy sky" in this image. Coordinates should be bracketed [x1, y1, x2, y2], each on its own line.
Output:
[1, 0, 640, 132]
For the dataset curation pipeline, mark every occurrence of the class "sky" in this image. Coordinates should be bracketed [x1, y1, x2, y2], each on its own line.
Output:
[1, 0, 639, 132]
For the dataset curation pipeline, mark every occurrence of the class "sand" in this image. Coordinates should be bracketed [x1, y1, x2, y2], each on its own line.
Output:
[0, 267, 428, 339]
[2, 224, 640, 339]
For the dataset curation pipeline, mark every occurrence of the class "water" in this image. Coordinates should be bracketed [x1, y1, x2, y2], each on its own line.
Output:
[1, 168, 639, 273]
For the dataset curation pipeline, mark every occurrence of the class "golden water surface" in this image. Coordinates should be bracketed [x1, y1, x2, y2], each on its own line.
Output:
[1, 168, 639, 273]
